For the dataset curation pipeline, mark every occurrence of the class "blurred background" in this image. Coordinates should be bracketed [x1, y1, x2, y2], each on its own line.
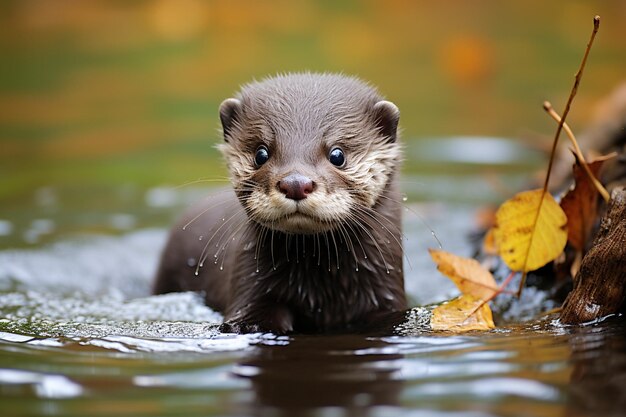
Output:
[0, 0, 625, 247]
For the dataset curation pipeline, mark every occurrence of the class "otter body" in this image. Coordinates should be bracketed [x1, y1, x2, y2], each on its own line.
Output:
[154, 73, 406, 333]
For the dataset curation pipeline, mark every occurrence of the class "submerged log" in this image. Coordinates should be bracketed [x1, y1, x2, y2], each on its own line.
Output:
[561, 187, 626, 323]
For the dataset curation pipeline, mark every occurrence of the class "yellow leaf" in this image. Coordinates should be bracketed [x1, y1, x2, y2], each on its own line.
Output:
[431, 294, 495, 331]
[493, 189, 567, 272]
[429, 249, 498, 299]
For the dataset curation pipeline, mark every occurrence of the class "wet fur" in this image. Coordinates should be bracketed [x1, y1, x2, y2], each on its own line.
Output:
[154, 73, 406, 333]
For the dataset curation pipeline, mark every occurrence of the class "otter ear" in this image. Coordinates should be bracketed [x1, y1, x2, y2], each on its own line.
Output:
[219, 98, 242, 141]
[373, 100, 400, 142]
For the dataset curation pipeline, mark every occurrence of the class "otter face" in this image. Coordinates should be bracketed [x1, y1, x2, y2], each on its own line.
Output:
[217, 74, 401, 234]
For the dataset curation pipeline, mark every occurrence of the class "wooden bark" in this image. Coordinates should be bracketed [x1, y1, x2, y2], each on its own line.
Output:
[561, 187, 626, 323]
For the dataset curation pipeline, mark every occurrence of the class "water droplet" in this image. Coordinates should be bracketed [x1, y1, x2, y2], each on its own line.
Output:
[222, 218, 225, 222]
[364, 255, 368, 259]
[402, 195, 408, 202]
[182, 226, 187, 231]
[199, 262, 204, 267]
[386, 270, 390, 274]
[198, 235, 203, 241]
[194, 271, 199, 276]
[355, 267, 359, 272]
[219, 266, 223, 271]
[256, 269, 259, 273]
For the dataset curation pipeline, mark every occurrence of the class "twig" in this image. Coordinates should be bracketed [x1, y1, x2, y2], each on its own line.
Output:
[517, 15, 600, 297]
[543, 101, 610, 202]
[540, 16, 600, 195]
[467, 270, 517, 318]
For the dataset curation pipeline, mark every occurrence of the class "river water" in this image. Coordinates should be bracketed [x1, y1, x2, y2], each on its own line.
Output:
[0, 138, 624, 417]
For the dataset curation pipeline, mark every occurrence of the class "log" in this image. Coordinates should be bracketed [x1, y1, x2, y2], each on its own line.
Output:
[561, 187, 626, 323]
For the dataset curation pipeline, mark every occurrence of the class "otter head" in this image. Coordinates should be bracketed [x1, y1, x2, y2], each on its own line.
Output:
[218, 73, 401, 234]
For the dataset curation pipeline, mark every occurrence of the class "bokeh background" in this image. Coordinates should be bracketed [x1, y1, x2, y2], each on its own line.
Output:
[0, 0, 625, 246]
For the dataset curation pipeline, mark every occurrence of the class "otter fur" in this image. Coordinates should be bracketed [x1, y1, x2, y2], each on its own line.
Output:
[153, 73, 406, 334]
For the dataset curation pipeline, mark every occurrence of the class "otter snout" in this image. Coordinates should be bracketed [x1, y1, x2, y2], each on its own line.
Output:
[278, 174, 315, 201]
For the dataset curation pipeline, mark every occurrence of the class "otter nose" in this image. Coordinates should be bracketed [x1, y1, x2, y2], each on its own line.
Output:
[278, 174, 315, 201]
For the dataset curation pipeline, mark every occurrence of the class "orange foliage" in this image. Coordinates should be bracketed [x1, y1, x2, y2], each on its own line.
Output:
[438, 35, 495, 87]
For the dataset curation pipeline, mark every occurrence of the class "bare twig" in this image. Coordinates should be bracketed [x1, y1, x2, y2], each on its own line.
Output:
[543, 100, 610, 202]
[518, 15, 600, 297]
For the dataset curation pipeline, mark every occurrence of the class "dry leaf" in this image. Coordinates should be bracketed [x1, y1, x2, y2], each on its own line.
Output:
[560, 153, 615, 251]
[493, 189, 568, 272]
[429, 249, 498, 299]
[482, 228, 498, 256]
[431, 294, 495, 331]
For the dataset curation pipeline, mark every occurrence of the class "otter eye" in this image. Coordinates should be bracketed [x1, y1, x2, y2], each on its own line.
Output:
[254, 146, 270, 167]
[328, 147, 345, 167]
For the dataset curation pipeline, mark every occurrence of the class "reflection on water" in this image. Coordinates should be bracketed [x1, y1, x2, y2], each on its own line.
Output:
[0, 199, 624, 416]
[567, 318, 626, 417]
[1, 317, 624, 417]
[236, 336, 404, 413]
[0, 137, 621, 416]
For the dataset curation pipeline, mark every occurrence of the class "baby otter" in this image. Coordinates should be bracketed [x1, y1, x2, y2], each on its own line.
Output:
[154, 73, 406, 334]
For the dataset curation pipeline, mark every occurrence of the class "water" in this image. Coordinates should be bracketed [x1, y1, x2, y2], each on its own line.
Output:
[1, 138, 624, 417]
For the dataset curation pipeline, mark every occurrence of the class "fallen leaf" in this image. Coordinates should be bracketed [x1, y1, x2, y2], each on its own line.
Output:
[429, 249, 498, 299]
[560, 152, 615, 251]
[482, 228, 498, 256]
[493, 189, 568, 272]
[431, 294, 495, 331]
[474, 205, 497, 230]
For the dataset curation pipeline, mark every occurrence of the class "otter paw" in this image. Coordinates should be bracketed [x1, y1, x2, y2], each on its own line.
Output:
[219, 307, 294, 334]
[219, 321, 263, 334]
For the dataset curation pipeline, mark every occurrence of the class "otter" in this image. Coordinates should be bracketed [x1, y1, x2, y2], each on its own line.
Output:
[153, 73, 406, 334]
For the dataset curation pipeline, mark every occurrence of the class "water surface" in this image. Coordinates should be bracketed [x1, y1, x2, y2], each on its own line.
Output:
[1, 139, 624, 416]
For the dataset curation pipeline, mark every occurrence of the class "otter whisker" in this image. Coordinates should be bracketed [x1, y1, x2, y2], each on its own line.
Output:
[212, 211, 249, 260]
[352, 205, 406, 252]
[373, 193, 442, 249]
[350, 209, 397, 263]
[341, 218, 369, 262]
[346, 213, 390, 274]
[182, 196, 242, 231]
[270, 225, 276, 271]
[173, 177, 232, 189]
[323, 232, 331, 272]
[351, 207, 414, 271]
[216, 216, 252, 271]
[254, 225, 269, 273]
[316, 233, 321, 266]
[192, 199, 244, 270]
[197, 207, 246, 274]
[329, 229, 340, 270]
[336, 222, 359, 271]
